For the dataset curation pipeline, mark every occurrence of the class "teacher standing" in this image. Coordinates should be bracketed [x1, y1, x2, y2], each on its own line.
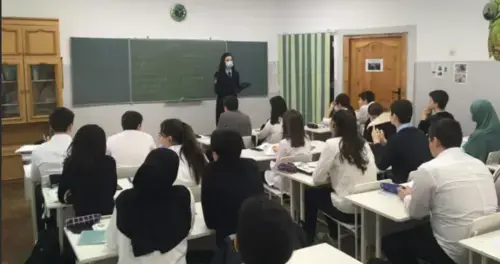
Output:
[214, 52, 249, 125]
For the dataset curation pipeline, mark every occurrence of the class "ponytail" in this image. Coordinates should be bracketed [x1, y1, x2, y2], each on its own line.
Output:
[179, 122, 206, 184]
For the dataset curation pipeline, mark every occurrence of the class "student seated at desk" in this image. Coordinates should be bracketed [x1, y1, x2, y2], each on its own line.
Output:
[107, 111, 156, 166]
[304, 110, 377, 244]
[31, 107, 74, 185]
[357, 90, 375, 131]
[201, 130, 264, 245]
[257, 95, 287, 144]
[217, 95, 252, 137]
[371, 100, 432, 183]
[107, 148, 194, 264]
[265, 110, 311, 191]
[363, 103, 396, 143]
[382, 119, 498, 264]
[323, 93, 356, 124]
[417, 90, 454, 135]
[158, 119, 207, 187]
[463, 99, 500, 163]
[58, 125, 117, 216]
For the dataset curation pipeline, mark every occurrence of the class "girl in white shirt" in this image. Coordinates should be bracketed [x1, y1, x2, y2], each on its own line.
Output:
[257, 96, 287, 144]
[106, 148, 195, 264]
[158, 119, 207, 187]
[265, 110, 311, 191]
[304, 109, 377, 243]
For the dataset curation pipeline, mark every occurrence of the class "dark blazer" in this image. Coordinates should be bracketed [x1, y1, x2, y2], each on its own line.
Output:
[418, 111, 455, 135]
[372, 127, 432, 183]
[214, 70, 241, 98]
[364, 122, 397, 143]
[201, 158, 264, 244]
[58, 155, 117, 216]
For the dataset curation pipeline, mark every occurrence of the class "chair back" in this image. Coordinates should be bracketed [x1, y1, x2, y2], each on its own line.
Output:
[116, 166, 139, 179]
[468, 212, 500, 237]
[352, 179, 392, 194]
[486, 150, 500, 165]
[242, 136, 253, 149]
[493, 166, 500, 182]
[189, 185, 202, 202]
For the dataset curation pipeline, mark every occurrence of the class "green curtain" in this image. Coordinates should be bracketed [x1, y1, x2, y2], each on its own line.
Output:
[278, 33, 331, 123]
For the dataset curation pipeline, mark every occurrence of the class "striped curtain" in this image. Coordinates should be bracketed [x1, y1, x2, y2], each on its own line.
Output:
[278, 33, 331, 123]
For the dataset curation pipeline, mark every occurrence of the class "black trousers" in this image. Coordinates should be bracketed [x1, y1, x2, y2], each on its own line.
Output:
[304, 186, 355, 244]
[215, 96, 224, 125]
[382, 222, 456, 264]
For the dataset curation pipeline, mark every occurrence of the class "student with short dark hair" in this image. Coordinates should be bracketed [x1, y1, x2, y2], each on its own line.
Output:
[265, 110, 311, 191]
[325, 93, 356, 120]
[357, 91, 376, 128]
[257, 96, 287, 143]
[58, 124, 117, 216]
[107, 111, 156, 166]
[418, 90, 454, 134]
[217, 96, 252, 136]
[158, 119, 207, 187]
[372, 100, 432, 183]
[382, 119, 498, 264]
[201, 130, 264, 245]
[363, 103, 396, 143]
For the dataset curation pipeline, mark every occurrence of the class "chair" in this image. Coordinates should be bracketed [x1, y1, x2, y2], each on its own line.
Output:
[242, 136, 253, 149]
[467, 212, 500, 263]
[486, 150, 500, 165]
[493, 166, 500, 183]
[263, 154, 312, 205]
[116, 166, 139, 180]
[322, 179, 392, 260]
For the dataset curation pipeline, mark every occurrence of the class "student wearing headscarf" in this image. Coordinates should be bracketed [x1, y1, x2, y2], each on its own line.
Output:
[106, 148, 194, 264]
[463, 99, 500, 163]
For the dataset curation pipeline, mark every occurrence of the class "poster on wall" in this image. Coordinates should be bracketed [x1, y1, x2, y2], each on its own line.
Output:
[365, 59, 383, 72]
[453, 63, 468, 84]
[431, 63, 449, 78]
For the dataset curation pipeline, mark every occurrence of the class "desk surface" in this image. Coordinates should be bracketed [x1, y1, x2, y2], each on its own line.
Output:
[241, 141, 326, 162]
[304, 125, 331, 134]
[277, 171, 316, 187]
[66, 202, 213, 264]
[16, 144, 37, 154]
[459, 230, 500, 262]
[345, 190, 410, 222]
[287, 243, 361, 264]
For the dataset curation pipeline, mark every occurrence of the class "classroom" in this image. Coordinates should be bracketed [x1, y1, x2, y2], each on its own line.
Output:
[2, 0, 500, 263]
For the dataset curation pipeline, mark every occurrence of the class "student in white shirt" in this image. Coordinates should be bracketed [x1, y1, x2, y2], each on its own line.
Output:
[257, 95, 287, 144]
[382, 119, 498, 264]
[357, 90, 375, 133]
[107, 148, 195, 264]
[107, 111, 156, 166]
[158, 119, 206, 187]
[304, 110, 377, 243]
[30, 107, 74, 185]
[264, 110, 311, 191]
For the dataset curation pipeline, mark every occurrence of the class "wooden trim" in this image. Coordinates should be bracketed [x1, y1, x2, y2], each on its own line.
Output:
[1, 145, 21, 157]
[345, 33, 405, 39]
[2, 17, 59, 27]
[400, 34, 408, 98]
[343, 37, 351, 99]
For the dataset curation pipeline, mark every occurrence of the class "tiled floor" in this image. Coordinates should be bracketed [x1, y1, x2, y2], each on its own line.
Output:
[2, 180, 33, 264]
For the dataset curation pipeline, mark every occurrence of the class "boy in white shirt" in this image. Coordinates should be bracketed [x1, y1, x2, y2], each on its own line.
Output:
[107, 111, 156, 166]
[382, 119, 498, 264]
[357, 90, 375, 130]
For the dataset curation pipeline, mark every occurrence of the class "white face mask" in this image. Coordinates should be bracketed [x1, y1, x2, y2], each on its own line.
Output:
[225, 61, 234, 68]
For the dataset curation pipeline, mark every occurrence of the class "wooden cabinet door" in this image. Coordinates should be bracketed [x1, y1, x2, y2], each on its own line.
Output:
[2, 57, 27, 124]
[1, 145, 24, 181]
[1, 24, 23, 55]
[23, 25, 59, 56]
[24, 56, 62, 122]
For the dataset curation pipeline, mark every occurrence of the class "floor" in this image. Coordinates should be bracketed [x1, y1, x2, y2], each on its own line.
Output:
[1, 180, 33, 264]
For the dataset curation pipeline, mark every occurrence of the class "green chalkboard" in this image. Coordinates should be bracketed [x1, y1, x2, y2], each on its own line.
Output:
[130, 39, 226, 102]
[227, 41, 268, 97]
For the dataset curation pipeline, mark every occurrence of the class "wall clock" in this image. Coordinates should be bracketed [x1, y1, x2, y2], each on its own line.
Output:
[171, 4, 187, 22]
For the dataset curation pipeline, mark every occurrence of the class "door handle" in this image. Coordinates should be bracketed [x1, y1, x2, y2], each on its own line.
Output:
[392, 88, 402, 100]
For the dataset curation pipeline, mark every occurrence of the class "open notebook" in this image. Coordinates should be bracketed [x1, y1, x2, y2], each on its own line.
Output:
[293, 161, 318, 175]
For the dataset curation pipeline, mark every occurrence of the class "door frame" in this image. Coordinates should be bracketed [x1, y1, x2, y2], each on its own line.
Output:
[334, 25, 417, 104]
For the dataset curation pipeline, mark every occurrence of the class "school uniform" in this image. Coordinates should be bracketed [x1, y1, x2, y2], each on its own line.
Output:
[418, 111, 455, 135]
[372, 124, 432, 183]
[304, 138, 377, 242]
[256, 119, 283, 144]
[382, 147, 498, 264]
[357, 102, 374, 132]
[30, 133, 72, 185]
[214, 69, 241, 125]
[169, 145, 200, 188]
[363, 112, 396, 143]
[217, 110, 252, 137]
[107, 130, 156, 166]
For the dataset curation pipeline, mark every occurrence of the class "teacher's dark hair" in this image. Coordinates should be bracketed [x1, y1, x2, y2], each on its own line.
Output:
[270, 96, 287, 125]
[333, 110, 369, 173]
[218, 52, 235, 73]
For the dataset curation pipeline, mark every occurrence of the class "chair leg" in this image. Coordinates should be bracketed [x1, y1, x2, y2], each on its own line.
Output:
[337, 224, 342, 250]
[354, 206, 359, 260]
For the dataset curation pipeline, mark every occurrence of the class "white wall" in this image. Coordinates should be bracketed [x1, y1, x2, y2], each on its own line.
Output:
[2, 0, 281, 136]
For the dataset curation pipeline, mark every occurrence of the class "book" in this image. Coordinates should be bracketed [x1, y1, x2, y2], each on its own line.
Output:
[78, 230, 106, 245]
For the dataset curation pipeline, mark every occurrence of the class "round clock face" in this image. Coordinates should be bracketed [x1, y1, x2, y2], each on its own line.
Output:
[171, 4, 187, 22]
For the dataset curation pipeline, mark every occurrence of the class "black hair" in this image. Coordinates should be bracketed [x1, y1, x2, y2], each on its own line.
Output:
[223, 96, 239, 111]
[359, 91, 375, 103]
[237, 196, 295, 264]
[160, 119, 206, 184]
[428, 118, 463, 149]
[121, 111, 143, 130]
[218, 52, 235, 73]
[429, 90, 449, 110]
[390, 100, 413, 124]
[368, 102, 384, 117]
[282, 110, 306, 148]
[65, 124, 106, 167]
[49, 107, 74, 133]
[269, 96, 288, 125]
[333, 110, 369, 173]
[211, 129, 244, 161]
[333, 93, 356, 117]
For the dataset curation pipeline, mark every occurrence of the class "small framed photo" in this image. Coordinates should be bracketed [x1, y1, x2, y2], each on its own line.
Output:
[365, 59, 383, 72]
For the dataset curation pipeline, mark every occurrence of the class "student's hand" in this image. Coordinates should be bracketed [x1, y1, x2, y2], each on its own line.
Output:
[397, 187, 412, 200]
[328, 102, 335, 114]
[372, 129, 386, 145]
[421, 107, 430, 120]
[378, 129, 387, 145]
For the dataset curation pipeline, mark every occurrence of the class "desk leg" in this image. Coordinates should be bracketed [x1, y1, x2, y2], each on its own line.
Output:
[354, 206, 358, 260]
[481, 256, 487, 264]
[299, 184, 305, 222]
[375, 214, 381, 258]
[361, 208, 366, 263]
[57, 208, 64, 253]
[290, 181, 296, 221]
[30, 189, 38, 243]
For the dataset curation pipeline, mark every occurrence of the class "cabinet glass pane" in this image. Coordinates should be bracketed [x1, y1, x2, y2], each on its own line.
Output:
[30, 64, 57, 116]
[1, 64, 21, 119]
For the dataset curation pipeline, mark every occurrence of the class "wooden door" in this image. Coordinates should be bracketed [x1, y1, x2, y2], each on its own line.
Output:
[23, 25, 60, 56]
[2, 57, 27, 124]
[343, 34, 407, 109]
[1, 24, 23, 55]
